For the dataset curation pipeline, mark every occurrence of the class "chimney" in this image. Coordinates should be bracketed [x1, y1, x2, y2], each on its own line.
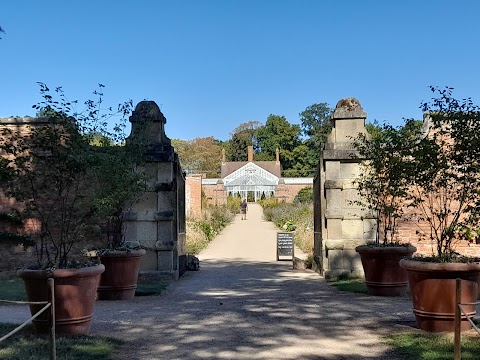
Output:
[247, 146, 253, 162]
[276, 148, 280, 163]
[222, 148, 226, 163]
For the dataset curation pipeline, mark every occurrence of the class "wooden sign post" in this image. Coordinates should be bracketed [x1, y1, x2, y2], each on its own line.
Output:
[277, 232, 294, 261]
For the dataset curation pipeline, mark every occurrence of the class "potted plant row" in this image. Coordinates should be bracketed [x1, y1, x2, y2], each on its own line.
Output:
[353, 86, 480, 332]
[399, 87, 480, 332]
[0, 83, 148, 334]
[352, 122, 418, 296]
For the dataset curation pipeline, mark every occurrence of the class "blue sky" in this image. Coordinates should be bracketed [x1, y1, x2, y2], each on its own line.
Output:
[1, 1, 479, 141]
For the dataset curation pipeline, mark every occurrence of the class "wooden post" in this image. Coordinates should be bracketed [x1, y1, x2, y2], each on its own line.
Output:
[48, 278, 56, 360]
[454, 278, 461, 360]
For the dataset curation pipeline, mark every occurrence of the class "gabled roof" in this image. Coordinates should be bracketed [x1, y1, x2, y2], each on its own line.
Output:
[221, 160, 281, 178]
[223, 162, 279, 187]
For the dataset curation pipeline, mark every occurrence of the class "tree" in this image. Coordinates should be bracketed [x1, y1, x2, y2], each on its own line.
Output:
[227, 121, 262, 161]
[172, 137, 221, 177]
[409, 86, 480, 260]
[299, 103, 332, 154]
[352, 120, 423, 245]
[256, 114, 301, 172]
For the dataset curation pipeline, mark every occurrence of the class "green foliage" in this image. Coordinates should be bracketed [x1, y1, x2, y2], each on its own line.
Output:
[186, 204, 235, 254]
[227, 121, 262, 161]
[351, 120, 423, 245]
[386, 332, 480, 360]
[261, 201, 314, 254]
[0, 232, 35, 247]
[227, 195, 241, 214]
[0, 323, 123, 360]
[328, 278, 368, 294]
[0, 83, 134, 268]
[294, 187, 314, 203]
[409, 87, 480, 259]
[134, 278, 169, 296]
[299, 102, 332, 154]
[256, 114, 301, 171]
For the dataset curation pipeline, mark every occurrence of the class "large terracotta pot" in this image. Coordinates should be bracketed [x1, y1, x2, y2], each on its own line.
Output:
[400, 259, 480, 332]
[17, 264, 105, 334]
[356, 245, 416, 296]
[97, 249, 146, 300]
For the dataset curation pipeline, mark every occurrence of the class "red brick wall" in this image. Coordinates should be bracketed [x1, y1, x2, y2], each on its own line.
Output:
[185, 175, 203, 218]
[382, 208, 480, 257]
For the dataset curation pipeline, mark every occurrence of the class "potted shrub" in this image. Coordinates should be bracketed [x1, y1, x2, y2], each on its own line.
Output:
[352, 122, 418, 296]
[0, 83, 129, 334]
[399, 86, 480, 332]
[89, 129, 149, 301]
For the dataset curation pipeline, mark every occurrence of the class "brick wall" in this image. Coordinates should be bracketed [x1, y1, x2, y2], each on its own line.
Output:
[185, 174, 203, 217]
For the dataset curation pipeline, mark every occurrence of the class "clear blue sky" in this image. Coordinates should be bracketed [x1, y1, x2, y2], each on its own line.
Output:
[1, 1, 479, 141]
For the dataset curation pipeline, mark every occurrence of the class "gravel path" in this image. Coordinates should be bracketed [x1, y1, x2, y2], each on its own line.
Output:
[0, 203, 417, 359]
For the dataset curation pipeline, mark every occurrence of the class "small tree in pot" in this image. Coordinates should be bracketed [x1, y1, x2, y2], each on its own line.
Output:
[400, 86, 480, 332]
[0, 83, 131, 333]
[88, 121, 150, 300]
[352, 121, 420, 296]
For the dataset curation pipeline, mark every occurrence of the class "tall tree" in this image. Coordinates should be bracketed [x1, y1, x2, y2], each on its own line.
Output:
[227, 121, 262, 161]
[299, 103, 332, 155]
[256, 114, 301, 173]
[172, 137, 221, 177]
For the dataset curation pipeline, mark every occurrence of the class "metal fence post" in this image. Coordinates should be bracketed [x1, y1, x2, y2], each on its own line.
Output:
[454, 278, 461, 360]
[48, 278, 56, 360]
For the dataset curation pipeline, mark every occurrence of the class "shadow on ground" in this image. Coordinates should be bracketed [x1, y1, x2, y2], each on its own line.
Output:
[91, 260, 416, 359]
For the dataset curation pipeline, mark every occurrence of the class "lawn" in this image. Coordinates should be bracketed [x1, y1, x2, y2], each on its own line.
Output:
[0, 323, 123, 360]
[387, 332, 480, 360]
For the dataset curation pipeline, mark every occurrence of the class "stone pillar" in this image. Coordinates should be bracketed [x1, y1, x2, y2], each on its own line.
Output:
[124, 101, 186, 279]
[314, 98, 376, 279]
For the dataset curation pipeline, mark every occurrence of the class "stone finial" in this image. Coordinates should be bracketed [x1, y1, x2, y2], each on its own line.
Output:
[332, 97, 367, 120]
[131, 101, 166, 124]
[129, 100, 171, 151]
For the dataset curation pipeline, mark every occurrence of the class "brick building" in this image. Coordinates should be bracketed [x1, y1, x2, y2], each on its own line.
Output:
[185, 146, 313, 216]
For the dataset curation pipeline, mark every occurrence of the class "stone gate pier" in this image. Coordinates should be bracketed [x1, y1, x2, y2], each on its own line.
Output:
[313, 98, 376, 279]
[124, 101, 186, 279]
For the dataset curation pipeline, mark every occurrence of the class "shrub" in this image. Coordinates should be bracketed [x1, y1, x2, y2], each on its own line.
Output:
[186, 204, 235, 254]
[262, 201, 314, 255]
[294, 187, 314, 203]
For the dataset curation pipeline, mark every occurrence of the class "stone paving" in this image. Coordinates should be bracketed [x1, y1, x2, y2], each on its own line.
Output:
[0, 203, 418, 359]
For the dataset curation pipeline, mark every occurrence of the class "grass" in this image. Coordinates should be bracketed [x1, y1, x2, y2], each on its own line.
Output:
[0, 323, 123, 360]
[386, 332, 480, 360]
[135, 279, 169, 296]
[0, 279, 26, 301]
[328, 277, 368, 294]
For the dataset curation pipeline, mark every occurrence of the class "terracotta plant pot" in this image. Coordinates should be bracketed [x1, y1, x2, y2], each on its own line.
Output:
[356, 245, 416, 296]
[400, 259, 480, 332]
[18, 264, 105, 335]
[97, 249, 146, 300]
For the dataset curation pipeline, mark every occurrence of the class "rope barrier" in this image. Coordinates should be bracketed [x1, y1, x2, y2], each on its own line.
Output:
[0, 278, 56, 360]
[454, 278, 480, 360]
[0, 300, 49, 305]
[0, 303, 51, 342]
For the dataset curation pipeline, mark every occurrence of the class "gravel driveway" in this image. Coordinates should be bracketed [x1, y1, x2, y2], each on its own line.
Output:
[0, 204, 417, 359]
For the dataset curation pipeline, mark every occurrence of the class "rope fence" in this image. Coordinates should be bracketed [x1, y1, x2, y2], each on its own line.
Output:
[454, 278, 480, 360]
[0, 278, 56, 360]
